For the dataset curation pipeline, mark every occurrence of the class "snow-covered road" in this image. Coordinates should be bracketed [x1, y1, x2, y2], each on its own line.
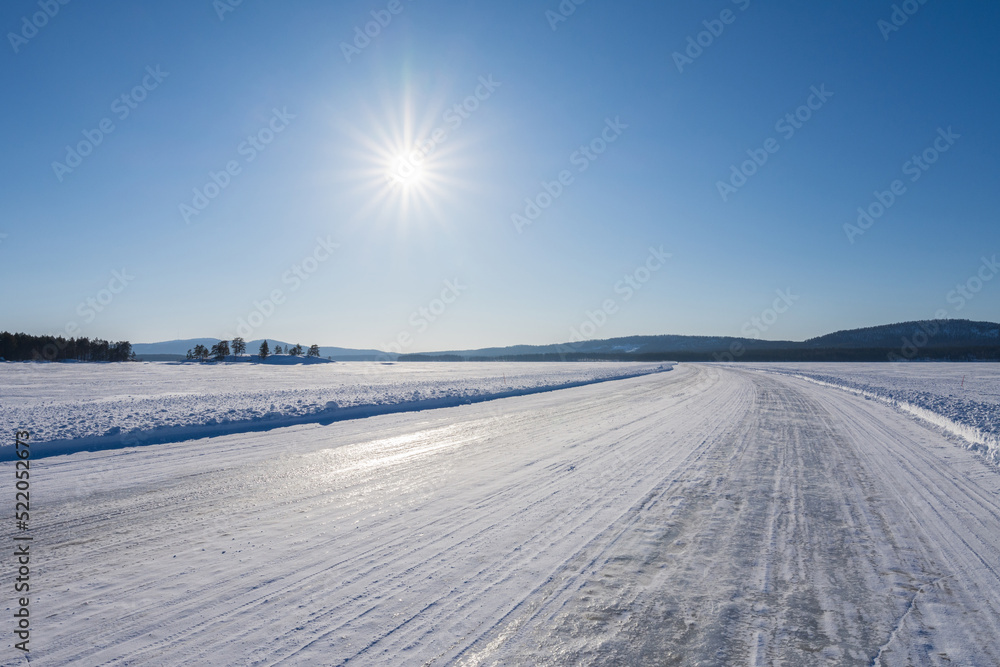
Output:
[7, 364, 1000, 665]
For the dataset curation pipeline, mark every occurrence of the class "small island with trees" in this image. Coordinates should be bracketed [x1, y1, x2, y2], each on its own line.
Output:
[185, 338, 329, 364]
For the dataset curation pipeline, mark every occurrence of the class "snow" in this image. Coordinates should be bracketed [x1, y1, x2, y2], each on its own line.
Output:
[222, 354, 335, 364]
[0, 360, 671, 459]
[743, 362, 1000, 462]
[3, 362, 1000, 664]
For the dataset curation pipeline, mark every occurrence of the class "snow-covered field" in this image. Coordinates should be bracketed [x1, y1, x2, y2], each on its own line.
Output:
[3, 362, 1000, 665]
[746, 362, 1000, 462]
[0, 361, 669, 458]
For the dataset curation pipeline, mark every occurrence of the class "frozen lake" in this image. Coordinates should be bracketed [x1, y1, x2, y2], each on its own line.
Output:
[2, 362, 1000, 664]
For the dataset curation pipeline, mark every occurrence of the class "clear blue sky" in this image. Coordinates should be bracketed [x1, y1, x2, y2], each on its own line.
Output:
[2, 0, 998, 351]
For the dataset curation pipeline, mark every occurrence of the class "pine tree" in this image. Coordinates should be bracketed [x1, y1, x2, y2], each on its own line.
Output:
[259, 340, 270, 359]
[307, 344, 321, 357]
[211, 340, 230, 361]
[289, 344, 303, 356]
[274, 345, 283, 355]
[232, 337, 246, 356]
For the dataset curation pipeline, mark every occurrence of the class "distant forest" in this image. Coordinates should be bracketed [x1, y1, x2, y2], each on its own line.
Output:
[399, 346, 1000, 363]
[0, 331, 134, 362]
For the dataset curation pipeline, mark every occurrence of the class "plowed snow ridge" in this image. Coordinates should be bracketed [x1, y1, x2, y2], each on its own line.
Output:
[0, 361, 670, 459]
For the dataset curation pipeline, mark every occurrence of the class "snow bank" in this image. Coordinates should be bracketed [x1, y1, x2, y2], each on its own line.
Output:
[748, 363, 1000, 462]
[0, 361, 671, 459]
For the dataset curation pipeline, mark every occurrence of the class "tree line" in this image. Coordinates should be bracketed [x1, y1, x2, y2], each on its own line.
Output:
[0, 331, 134, 362]
[186, 338, 322, 361]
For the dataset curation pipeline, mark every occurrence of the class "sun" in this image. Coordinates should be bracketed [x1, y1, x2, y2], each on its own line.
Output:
[368, 126, 458, 223]
[386, 151, 427, 191]
[332, 80, 478, 231]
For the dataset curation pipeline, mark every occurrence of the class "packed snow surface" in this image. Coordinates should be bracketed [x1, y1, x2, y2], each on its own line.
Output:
[746, 362, 1000, 461]
[0, 361, 670, 457]
[2, 363, 1000, 664]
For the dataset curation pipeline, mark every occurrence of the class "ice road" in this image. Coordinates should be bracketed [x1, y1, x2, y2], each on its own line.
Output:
[7, 363, 1000, 665]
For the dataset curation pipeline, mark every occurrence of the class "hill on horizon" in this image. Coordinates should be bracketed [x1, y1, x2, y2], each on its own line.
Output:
[804, 320, 1000, 349]
[415, 319, 996, 359]
[131, 319, 1000, 362]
